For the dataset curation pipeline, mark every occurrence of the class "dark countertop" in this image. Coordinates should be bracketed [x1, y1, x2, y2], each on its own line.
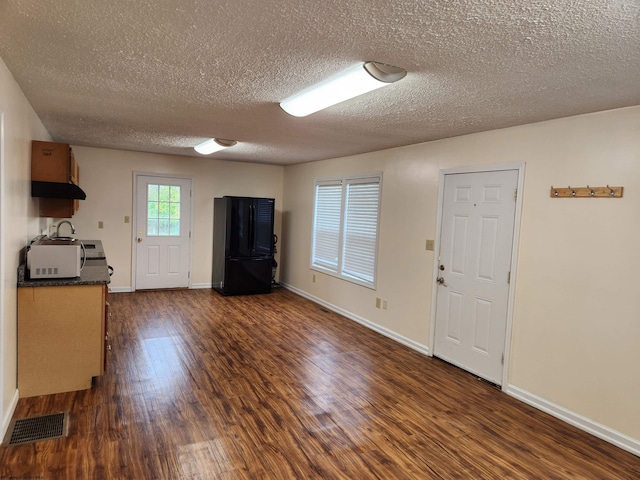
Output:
[81, 239, 107, 260]
[18, 239, 110, 287]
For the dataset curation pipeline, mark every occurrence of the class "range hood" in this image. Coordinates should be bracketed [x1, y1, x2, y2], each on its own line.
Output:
[31, 181, 86, 200]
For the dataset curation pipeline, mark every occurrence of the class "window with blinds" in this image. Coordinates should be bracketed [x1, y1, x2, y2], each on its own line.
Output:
[311, 175, 381, 288]
[312, 182, 342, 272]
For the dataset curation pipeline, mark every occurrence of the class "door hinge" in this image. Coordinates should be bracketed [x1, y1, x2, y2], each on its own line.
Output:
[507, 271, 511, 284]
[501, 353, 505, 365]
[514, 188, 518, 201]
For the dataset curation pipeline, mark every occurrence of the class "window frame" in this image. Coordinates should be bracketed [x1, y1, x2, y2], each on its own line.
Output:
[311, 173, 382, 289]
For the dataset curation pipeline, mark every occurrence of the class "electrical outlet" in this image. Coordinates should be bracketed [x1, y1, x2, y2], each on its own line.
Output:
[124, 216, 130, 224]
[375, 297, 381, 309]
[382, 299, 388, 310]
[98, 221, 104, 229]
[425, 239, 435, 251]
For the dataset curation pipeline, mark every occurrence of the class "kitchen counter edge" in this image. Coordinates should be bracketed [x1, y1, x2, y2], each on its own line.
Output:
[17, 264, 110, 287]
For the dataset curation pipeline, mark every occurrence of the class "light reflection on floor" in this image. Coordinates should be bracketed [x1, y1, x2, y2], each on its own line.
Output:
[140, 335, 186, 390]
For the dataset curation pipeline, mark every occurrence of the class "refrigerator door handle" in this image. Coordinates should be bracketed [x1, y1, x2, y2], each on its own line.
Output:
[249, 203, 255, 255]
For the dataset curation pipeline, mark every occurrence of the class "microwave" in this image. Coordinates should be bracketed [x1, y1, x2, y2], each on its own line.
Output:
[27, 239, 82, 279]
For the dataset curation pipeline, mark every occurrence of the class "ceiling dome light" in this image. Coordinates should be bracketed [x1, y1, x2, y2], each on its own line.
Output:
[279, 61, 407, 117]
[194, 138, 237, 155]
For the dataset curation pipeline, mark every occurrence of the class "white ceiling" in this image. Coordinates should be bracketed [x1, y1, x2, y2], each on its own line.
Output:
[0, 0, 638, 165]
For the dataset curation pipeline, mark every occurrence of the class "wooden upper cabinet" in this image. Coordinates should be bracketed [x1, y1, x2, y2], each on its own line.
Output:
[31, 140, 81, 218]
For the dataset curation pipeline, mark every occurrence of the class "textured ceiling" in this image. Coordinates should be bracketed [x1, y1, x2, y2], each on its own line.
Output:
[0, 0, 638, 165]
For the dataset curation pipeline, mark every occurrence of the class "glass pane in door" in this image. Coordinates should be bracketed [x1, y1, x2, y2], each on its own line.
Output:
[147, 184, 181, 236]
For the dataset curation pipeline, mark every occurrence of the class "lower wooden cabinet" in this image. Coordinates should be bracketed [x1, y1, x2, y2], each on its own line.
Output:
[18, 284, 108, 397]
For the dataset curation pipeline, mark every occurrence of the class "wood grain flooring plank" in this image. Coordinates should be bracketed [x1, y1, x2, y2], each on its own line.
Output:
[1, 288, 639, 479]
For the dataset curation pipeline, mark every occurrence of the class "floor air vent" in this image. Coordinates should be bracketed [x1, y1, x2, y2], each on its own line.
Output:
[3, 412, 69, 446]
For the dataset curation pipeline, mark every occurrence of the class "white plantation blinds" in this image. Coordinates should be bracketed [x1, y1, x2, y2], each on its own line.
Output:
[312, 175, 381, 288]
[312, 182, 342, 271]
[342, 180, 381, 284]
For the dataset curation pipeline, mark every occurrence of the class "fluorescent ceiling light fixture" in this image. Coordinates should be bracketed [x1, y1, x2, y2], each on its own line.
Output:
[280, 61, 407, 117]
[194, 138, 237, 155]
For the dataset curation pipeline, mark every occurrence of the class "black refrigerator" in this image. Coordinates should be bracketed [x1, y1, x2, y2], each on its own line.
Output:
[212, 196, 275, 295]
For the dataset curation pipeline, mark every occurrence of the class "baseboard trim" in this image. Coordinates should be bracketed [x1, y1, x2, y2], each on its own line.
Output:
[109, 286, 133, 293]
[282, 283, 430, 356]
[506, 385, 640, 457]
[1, 389, 19, 441]
[110, 284, 214, 293]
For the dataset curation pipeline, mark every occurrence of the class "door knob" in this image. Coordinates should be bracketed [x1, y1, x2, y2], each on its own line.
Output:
[137, 238, 142, 243]
[436, 276, 447, 286]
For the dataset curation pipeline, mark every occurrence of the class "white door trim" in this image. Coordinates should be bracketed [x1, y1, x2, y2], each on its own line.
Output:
[131, 171, 195, 291]
[428, 163, 525, 390]
[0, 110, 5, 428]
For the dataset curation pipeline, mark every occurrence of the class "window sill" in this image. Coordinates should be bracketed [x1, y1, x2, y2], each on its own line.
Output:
[310, 265, 376, 290]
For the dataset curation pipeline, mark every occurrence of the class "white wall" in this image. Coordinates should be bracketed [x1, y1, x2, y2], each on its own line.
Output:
[281, 106, 640, 447]
[0, 58, 50, 435]
[69, 146, 284, 290]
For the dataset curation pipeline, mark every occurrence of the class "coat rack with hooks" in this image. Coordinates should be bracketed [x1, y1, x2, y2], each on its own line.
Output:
[550, 185, 623, 198]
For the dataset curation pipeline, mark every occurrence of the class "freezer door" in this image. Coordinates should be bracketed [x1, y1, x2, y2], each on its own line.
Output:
[221, 257, 272, 295]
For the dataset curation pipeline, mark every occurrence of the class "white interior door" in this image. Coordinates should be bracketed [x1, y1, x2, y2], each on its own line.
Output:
[135, 174, 192, 290]
[434, 170, 518, 385]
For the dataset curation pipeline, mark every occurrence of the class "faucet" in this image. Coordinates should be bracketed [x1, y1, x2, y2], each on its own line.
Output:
[55, 220, 76, 238]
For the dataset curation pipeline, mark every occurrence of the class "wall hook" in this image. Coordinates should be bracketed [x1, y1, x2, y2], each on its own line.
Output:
[550, 185, 623, 198]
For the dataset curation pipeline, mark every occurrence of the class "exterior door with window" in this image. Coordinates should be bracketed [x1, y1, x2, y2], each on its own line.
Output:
[135, 174, 192, 290]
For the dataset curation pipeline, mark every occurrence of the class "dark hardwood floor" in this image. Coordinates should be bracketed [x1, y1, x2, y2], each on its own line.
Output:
[2, 288, 638, 479]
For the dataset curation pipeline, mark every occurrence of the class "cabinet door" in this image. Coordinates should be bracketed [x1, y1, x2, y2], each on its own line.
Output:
[32, 141, 81, 218]
[103, 286, 110, 373]
[31, 141, 71, 183]
[18, 285, 104, 397]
